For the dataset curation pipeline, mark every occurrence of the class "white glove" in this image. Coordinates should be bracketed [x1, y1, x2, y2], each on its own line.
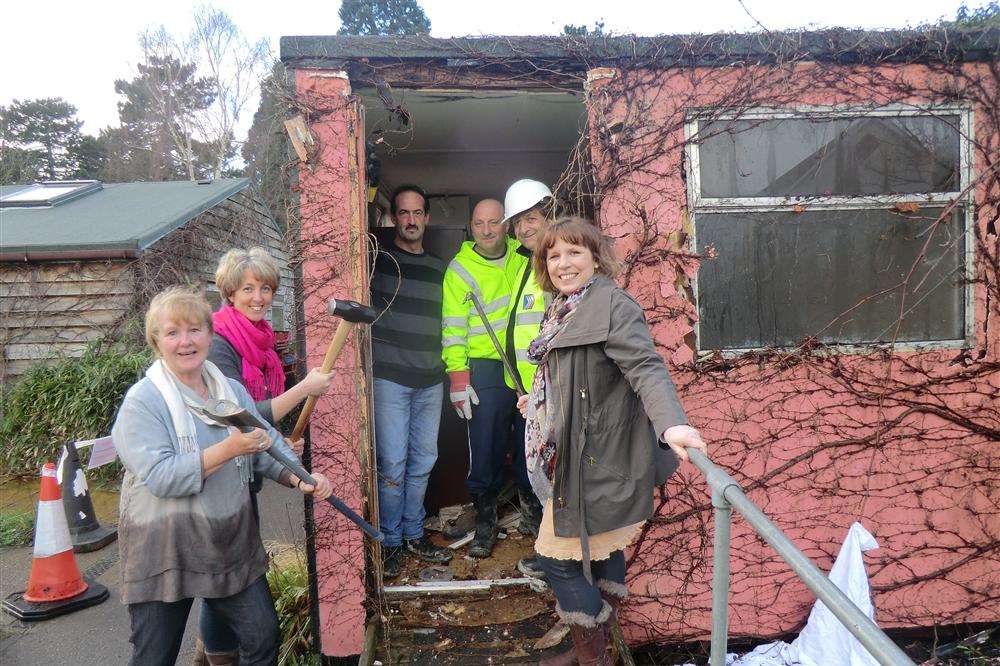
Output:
[448, 370, 480, 420]
[452, 385, 479, 420]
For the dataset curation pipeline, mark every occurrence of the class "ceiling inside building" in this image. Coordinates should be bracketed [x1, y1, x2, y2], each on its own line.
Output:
[359, 88, 586, 216]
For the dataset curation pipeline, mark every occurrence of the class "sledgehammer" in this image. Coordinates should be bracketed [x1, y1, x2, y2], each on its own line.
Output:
[464, 291, 526, 395]
[289, 299, 377, 441]
[192, 398, 384, 542]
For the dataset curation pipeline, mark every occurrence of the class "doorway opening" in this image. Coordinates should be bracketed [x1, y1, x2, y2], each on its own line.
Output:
[361, 87, 586, 605]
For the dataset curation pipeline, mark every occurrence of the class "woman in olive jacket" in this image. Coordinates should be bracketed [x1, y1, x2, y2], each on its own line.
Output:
[518, 217, 707, 666]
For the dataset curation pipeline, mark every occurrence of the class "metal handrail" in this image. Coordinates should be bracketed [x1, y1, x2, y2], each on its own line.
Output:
[687, 449, 915, 666]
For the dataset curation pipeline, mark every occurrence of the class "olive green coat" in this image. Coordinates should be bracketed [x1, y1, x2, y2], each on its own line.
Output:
[546, 276, 688, 579]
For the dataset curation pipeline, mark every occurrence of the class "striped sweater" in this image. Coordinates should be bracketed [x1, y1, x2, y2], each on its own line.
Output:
[370, 242, 447, 388]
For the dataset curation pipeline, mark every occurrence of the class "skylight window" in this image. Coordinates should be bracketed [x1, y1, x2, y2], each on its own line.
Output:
[0, 181, 103, 208]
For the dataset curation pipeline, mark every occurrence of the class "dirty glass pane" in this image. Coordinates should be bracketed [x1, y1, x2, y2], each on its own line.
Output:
[696, 207, 966, 350]
[698, 115, 960, 198]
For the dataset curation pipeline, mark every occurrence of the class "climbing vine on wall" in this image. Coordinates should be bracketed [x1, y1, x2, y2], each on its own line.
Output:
[277, 28, 999, 650]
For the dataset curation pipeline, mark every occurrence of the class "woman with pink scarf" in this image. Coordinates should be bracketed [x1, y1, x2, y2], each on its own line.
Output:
[194, 246, 332, 666]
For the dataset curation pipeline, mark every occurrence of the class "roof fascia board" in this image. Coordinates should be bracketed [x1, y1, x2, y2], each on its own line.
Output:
[0, 248, 141, 262]
[281, 28, 1000, 69]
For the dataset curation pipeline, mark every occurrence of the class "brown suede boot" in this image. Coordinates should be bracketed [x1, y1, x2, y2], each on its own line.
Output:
[598, 581, 628, 663]
[568, 623, 610, 666]
[539, 601, 612, 666]
[538, 642, 578, 666]
[597, 581, 627, 664]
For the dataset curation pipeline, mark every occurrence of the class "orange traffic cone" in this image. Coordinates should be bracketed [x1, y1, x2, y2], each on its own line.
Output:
[2, 462, 108, 621]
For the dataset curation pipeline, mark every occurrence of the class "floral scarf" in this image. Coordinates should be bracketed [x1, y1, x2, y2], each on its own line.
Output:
[524, 277, 596, 504]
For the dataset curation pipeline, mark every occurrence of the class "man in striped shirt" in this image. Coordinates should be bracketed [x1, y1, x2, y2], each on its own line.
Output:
[371, 184, 452, 578]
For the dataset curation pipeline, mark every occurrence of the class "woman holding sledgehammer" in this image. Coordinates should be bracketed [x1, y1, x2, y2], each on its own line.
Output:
[112, 286, 333, 666]
[192, 247, 335, 665]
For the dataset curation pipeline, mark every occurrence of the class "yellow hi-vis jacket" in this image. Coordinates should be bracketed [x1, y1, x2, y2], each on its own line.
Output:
[441, 237, 529, 373]
[504, 251, 550, 393]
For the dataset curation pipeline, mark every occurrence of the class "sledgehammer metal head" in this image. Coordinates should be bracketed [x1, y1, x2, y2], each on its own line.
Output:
[191, 398, 384, 542]
[328, 298, 377, 324]
[289, 297, 377, 443]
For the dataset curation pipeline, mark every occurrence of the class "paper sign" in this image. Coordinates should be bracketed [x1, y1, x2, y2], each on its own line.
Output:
[85, 436, 118, 470]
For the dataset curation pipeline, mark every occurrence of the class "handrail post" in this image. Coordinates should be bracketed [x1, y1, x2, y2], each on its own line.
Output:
[710, 484, 732, 666]
[686, 449, 915, 666]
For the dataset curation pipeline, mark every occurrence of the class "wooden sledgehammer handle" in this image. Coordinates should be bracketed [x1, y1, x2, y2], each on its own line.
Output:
[289, 320, 354, 441]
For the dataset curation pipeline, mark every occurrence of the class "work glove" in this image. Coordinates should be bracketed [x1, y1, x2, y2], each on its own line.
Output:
[448, 370, 479, 420]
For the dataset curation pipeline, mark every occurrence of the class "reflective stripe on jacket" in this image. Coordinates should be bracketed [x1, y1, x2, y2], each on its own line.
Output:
[441, 237, 529, 373]
[505, 265, 549, 392]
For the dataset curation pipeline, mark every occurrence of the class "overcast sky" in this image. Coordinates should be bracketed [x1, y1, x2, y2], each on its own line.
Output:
[0, 0, 986, 135]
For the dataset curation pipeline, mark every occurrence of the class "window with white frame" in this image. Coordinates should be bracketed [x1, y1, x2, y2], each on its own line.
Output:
[685, 106, 972, 352]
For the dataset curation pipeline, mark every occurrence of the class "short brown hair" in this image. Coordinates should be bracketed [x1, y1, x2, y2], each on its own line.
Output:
[145, 286, 213, 355]
[214, 247, 280, 303]
[533, 217, 620, 294]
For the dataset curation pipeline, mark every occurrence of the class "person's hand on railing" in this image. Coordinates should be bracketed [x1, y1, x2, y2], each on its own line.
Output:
[662, 424, 707, 462]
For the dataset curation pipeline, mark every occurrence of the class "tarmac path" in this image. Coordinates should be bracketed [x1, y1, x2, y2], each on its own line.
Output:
[0, 481, 306, 665]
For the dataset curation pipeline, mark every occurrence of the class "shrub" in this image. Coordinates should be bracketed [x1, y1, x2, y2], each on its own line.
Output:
[0, 341, 151, 483]
[267, 546, 320, 666]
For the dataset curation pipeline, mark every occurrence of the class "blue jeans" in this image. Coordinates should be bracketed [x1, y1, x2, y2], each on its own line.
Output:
[200, 489, 261, 652]
[374, 378, 444, 546]
[467, 358, 517, 496]
[128, 576, 278, 666]
[538, 551, 627, 620]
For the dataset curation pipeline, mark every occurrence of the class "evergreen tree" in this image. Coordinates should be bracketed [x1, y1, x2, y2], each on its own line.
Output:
[243, 63, 294, 227]
[337, 0, 431, 36]
[0, 146, 44, 185]
[563, 21, 605, 36]
[104, 55, 215, 181]
[952, 1, 1000, 27]
[2, 98, 85, 179]
[70, 135, 108, 180]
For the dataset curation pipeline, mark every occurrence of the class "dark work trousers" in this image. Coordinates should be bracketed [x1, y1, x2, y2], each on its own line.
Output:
[127, 575, 278, 666]
[511, 412, 532, 493]
[200, 489, 260, 652]
[538, 550, 627, 620]
[466, 358, 516, 496]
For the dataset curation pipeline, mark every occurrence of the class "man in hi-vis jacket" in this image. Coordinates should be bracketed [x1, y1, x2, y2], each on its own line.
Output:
[441, 198, 528, 558]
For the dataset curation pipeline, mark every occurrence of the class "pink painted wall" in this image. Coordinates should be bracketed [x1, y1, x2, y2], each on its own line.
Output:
[296, 60, 999, 654]
[295, 70, 369, 656]
[586, 62, 999, 643]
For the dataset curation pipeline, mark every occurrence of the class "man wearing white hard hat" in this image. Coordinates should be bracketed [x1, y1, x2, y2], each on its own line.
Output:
[502, 178, 554, 579]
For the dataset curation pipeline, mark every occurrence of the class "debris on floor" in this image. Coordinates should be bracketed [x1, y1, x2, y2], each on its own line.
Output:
[418, 565, 454, 582]
[424, 503, 475, 538]
[399, 589, 548, 628]
[535, 622, 570, 650]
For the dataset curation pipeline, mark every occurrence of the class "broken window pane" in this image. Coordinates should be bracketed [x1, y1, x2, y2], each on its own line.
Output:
[698, 115, 960, 198]
[696, 207, 966, 350]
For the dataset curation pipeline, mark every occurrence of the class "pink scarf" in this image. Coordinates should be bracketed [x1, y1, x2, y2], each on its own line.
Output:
[212, 304, 285, 401]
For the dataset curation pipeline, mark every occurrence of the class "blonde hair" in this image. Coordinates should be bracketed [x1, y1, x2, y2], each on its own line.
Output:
[214, 247, 280, 303]
[533, 217, 621, 294]
[144, 286, 214, 355]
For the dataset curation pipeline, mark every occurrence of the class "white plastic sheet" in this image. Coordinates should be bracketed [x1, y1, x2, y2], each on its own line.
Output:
[727, 522, 882, 666]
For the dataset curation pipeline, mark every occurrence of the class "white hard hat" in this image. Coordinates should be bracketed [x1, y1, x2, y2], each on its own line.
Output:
[502, 179, 552, 224]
